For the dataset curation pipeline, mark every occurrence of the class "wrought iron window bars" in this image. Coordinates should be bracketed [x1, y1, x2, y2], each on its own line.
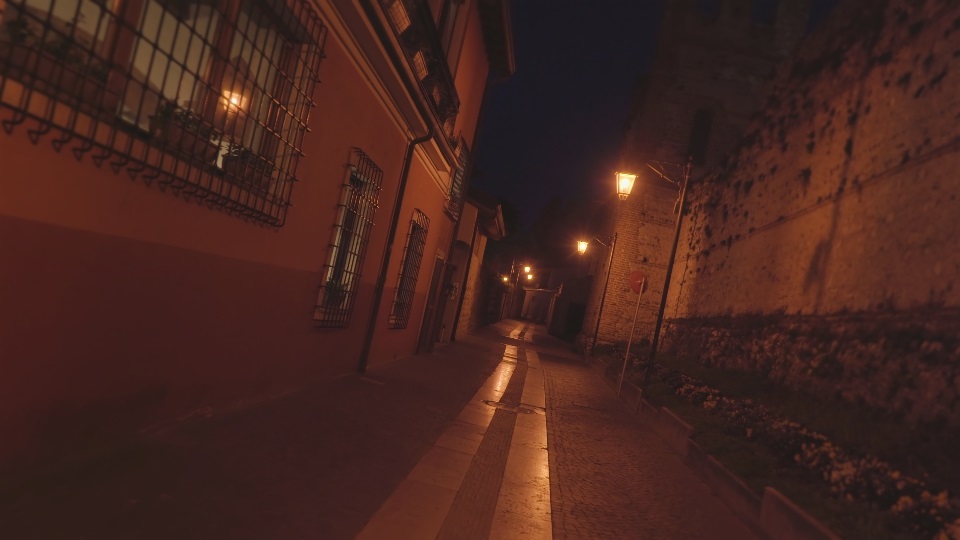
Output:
[389, 208, 429, 329]
[315, 148, 384, 328]
[0, 0, 326, 226]
[445, 136, 468, 218]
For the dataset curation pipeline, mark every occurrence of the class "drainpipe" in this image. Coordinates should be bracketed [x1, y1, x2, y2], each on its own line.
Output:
[356, 0, 442, 373]
[357, 127, 433, 373]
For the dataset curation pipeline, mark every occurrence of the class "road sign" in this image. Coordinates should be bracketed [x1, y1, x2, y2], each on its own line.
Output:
[628, 271, 648, 294]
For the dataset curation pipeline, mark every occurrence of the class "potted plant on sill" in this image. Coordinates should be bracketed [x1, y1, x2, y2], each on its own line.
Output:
[149, 100, 221, 164]
[322, 279, 348, 308]
[221, 141, 275, 191]
[1, 18, 112, 108]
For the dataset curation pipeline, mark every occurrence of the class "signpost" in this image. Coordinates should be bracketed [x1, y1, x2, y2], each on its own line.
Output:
[618, 271, 648, 395]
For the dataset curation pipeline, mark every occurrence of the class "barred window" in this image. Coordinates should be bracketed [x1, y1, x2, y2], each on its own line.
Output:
[389, 209, 429, 329]
[444, 137, 468, 218]
[0, 0, 326, 226]
[315, 148, 383, 328]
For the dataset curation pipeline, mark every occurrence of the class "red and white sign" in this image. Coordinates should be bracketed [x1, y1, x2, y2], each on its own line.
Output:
[628, 271, 648, 294]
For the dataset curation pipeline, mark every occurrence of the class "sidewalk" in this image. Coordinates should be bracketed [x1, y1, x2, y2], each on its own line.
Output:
[0, 321, 757, 539]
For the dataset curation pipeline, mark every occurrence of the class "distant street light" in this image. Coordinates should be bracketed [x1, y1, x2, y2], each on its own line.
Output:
[577, 235, 617, 353]
[503, 261, 533, 319]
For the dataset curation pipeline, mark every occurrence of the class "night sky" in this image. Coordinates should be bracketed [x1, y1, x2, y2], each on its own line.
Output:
[470, 0, 668, 232]
[470, 0, 839, 234]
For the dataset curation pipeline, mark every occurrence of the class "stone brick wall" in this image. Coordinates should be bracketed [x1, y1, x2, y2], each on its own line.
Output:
[585, 0, 808, 349]
[662, 0, 960, 424]
[592, 183, 678, 347]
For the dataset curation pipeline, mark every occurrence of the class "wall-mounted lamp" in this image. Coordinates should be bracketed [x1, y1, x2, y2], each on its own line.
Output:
[616, 158, 693, 393]
[579, 235, 617, 353]
[615, 172, 636, 201]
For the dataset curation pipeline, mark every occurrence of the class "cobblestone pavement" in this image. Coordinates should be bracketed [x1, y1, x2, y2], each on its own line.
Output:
[538, 351, 758, 540]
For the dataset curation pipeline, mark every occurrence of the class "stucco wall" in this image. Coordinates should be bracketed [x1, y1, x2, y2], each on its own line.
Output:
[0, 0, 497, 471]
[0, 30, 411, 468]
[456, 232, 488, 337]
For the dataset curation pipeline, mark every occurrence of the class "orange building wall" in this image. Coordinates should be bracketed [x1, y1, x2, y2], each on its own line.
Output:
[451, 0, 489, 148]
[0, 0, 486, 471]
[366, 155, 456, 365]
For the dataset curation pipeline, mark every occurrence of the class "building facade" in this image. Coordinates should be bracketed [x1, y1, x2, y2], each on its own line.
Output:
[581, 0, 809, 350]
[447, 189, 505, 339]
[0, 0, 513, 471]
[660, 0, 960, 424]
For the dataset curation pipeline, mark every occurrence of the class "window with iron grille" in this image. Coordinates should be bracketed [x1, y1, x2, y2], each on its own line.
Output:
[444, 137, 468, 218]
[389, 209, 429, 329]
[314, 148, 383, 328]
[381, 0, 459, 142]
[0, 0, 326, 226]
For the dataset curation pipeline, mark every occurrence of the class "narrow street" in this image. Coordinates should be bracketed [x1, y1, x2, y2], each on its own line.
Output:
[0, 320, 755, 539]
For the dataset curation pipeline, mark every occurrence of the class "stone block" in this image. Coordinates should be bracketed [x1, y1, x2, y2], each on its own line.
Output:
[760, 487, 840, 540]
[654, 407, 694, 457]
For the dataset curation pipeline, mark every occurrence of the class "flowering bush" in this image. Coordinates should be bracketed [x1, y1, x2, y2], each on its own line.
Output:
[658, 316, 960, 426]
[611, 347, 960, 539]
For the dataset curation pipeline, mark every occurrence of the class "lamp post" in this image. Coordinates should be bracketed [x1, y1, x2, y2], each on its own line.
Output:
[594, 158, 693, 394]
[621, 158, 693, 394]
[584, 171, 634, 353]
[520, 269, 534, 319]
[506, 261, 532, 319]
[577, 234, 618, 353]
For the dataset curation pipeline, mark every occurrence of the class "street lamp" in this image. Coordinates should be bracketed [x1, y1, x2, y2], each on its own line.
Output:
[504, 261, 533, 319]
[619, 158, 693, 394]
[577, 235, 618, 354]
[583, 172, 634, 353]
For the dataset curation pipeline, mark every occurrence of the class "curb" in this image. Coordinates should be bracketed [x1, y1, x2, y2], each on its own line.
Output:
[587, 356, 840, 540]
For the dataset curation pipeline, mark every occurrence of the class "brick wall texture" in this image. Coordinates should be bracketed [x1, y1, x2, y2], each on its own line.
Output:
[655, 0, 960, 424]
[586, 0, 808, 350]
